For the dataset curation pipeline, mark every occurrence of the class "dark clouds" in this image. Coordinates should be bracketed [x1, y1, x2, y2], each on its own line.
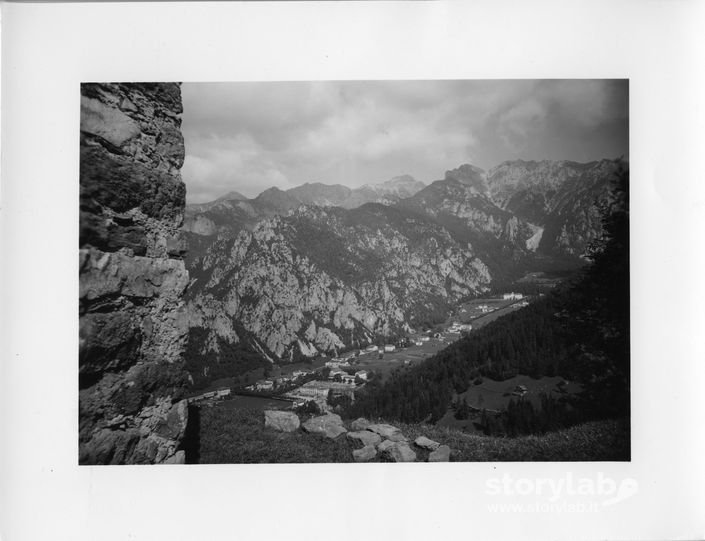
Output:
[181, 80, 628, 203]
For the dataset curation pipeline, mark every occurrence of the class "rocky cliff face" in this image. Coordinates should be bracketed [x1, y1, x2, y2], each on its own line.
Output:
[186, 204, 491, 362]
[79, 83, 190, 464]
[486, 159, 625, 256]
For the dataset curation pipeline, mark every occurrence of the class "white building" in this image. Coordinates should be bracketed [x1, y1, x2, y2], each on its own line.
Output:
[503, 292, 524, 300]
[365, 345, 379, 352]
[286, 380, 356, 401]
[325, 360, 351, 369]
[255, 380, 274, 391]
[384, 344, 396, 352]
[355, 370, 368, 381]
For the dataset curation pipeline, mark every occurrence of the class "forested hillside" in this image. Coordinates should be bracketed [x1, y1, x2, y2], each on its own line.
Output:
[346, 168, 629, 434]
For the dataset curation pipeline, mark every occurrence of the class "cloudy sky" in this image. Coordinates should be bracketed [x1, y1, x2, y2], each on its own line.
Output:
[181, 79, 628, 203]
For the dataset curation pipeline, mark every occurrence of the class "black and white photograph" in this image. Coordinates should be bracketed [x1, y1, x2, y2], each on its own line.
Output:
[3, 2, 705, 540]
[79, 79, 629, 464]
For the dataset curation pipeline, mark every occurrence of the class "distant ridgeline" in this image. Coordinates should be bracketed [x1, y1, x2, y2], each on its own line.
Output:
[182, 158, 628, 386]
[346, 169, 629, 435]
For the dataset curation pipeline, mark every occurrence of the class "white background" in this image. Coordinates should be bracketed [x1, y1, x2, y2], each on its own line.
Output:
[1, 1, 704, 540]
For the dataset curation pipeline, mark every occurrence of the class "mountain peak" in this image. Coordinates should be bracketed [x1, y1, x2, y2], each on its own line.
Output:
[444, 164, 488, 193]
[286, 183, 352, 207]
[383, 174, 417, 185]
[215, 190, 248, 203]
[254, 186, 302, 212]
[357, 174, 426, 199]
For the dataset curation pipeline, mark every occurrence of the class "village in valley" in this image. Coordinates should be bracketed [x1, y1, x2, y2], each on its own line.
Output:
[187, 292, 533, 414]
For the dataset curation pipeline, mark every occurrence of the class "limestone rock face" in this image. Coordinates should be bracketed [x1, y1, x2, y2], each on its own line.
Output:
[486, 159, 625, 256]
[184, 203, 492, 364]
[79, 83, 190, 465]
[264, 410, 300, 433]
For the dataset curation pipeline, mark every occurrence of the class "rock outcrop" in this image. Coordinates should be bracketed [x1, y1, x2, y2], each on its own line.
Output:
[79, 83, 190, 464]
[264, 410, 301, 432]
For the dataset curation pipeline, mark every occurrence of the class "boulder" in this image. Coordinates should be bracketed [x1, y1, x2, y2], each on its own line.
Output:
[384, 442, 417, 463]
[347, 430, 382, 448]
[352, 445, 377, 462]
[351, 417, 371, 431]
[366, 423, 407, 442]
[414, 436, 441, 451]
[302, 413, 347, 439]
[377, 439, 396, 453]
[264, 410, 300, 433]
[428, 445, 451, 462]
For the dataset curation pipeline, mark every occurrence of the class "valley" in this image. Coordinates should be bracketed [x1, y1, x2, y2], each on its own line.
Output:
[181, 159, 619, 379]
[179, 158, 629, 462]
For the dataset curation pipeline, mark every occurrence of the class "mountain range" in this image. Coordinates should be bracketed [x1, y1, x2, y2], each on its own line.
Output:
[182, 158, 626, 370]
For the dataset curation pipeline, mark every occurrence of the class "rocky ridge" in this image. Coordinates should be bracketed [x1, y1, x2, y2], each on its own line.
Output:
[79, 83, 190, 464]
[181, 174, 427, 236]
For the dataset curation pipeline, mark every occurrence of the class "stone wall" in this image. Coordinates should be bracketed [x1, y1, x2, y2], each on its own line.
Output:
[79, 83, 190, 464]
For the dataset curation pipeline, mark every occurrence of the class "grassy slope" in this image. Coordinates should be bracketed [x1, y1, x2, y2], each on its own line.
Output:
[198, 406, 353, 464]
[397, 418, 630, 461]
[195, 404, 629, 463]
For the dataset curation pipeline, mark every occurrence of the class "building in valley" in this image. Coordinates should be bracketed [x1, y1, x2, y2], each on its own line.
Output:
[285, 380, 357, 404]
[503, 292, 524, 300]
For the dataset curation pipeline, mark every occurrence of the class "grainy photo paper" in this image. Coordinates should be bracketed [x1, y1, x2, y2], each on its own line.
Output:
[3, 1, 705, 540]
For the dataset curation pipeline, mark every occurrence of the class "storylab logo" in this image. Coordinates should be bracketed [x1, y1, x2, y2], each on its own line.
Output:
[485, 472, 639, 513]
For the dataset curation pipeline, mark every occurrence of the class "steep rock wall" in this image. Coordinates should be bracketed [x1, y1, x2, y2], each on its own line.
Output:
[186, 205, 492, 362]
[79, 83, 190, 464]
